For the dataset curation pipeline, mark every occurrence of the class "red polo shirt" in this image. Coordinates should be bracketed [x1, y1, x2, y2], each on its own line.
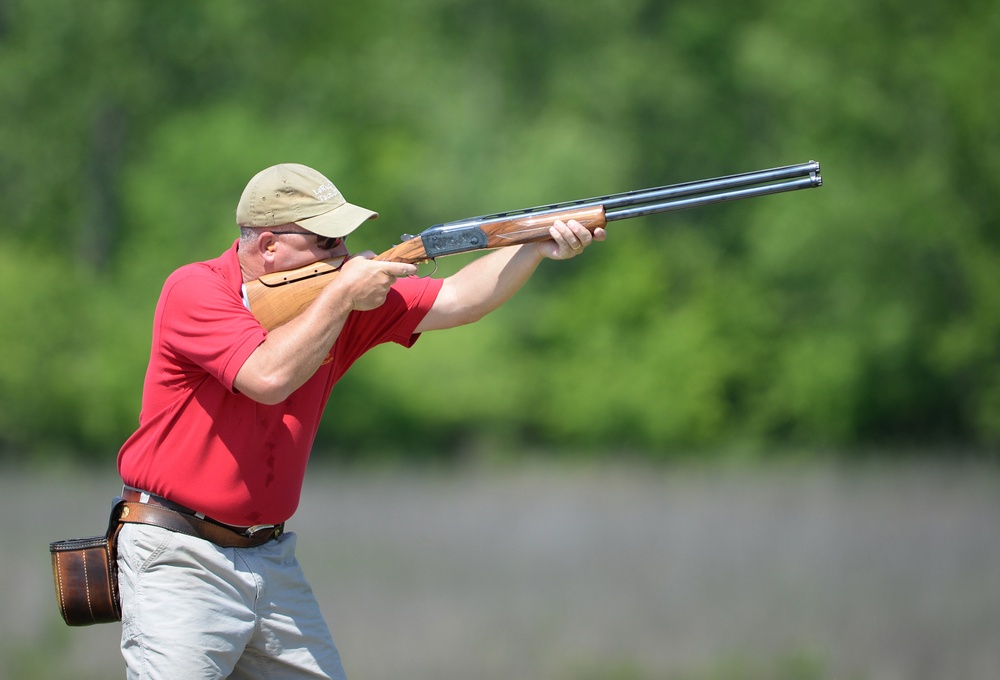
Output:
[117, 241, 442, 526]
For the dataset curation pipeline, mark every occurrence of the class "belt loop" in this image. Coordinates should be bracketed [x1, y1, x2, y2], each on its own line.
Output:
[122, 485, 151, 505]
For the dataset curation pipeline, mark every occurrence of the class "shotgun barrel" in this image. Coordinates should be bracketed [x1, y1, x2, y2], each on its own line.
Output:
[430, 161, 822, 230]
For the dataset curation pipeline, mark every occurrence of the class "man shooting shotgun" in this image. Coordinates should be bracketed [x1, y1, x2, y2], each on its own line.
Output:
[248, 160, 822, 330]
[111, 159, 819, 677]
[113, 162, 607, 678]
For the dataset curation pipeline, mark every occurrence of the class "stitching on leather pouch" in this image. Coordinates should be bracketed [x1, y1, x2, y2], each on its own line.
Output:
[55, 553, 67, 619]
[83, 550, 94, 622]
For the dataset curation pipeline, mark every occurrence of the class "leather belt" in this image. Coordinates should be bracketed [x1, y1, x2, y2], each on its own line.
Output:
[117, 489, 284, 548]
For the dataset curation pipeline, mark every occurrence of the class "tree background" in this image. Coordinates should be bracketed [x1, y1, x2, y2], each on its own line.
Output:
[1, 0, 997, 463]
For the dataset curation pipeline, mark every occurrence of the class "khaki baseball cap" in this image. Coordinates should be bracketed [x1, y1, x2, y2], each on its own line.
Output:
[236, 163, 378, 237]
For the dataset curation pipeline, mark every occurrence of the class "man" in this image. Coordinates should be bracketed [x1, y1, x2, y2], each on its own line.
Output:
[114, 162, 604, 679]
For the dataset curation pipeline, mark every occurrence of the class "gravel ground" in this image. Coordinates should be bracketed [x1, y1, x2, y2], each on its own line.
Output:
[3, 459, 998, 679]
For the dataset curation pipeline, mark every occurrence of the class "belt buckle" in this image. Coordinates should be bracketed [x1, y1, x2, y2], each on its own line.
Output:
[243, 523, 279, 539]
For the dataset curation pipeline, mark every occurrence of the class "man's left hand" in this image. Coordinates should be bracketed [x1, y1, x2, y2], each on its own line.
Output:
[537, 219, 607, 261]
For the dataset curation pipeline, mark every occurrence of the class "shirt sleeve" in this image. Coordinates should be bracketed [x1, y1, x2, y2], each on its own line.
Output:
[155, 267, 267, 392]
[332, 275, 444, 361]
[385, 275, 445, 347]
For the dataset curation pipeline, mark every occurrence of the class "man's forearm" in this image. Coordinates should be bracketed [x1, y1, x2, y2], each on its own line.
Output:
[422, 243, 546, 331]
[235, 288, 354, 404]
[416, 217, 602, 333]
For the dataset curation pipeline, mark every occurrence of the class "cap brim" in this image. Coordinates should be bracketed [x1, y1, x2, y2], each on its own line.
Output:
[295, 202, 378, 238]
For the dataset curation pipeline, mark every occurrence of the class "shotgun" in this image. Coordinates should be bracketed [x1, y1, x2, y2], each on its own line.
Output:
[246, 160, 823, 330]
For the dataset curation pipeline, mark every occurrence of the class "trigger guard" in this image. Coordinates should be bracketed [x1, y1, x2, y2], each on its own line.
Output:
[416, 259, 439, 278]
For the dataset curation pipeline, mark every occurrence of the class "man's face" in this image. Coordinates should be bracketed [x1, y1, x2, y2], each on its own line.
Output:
[265, 229, 351, 271]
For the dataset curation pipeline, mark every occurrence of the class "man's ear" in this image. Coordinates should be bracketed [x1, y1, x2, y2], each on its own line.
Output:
[258, 231, 279, 260]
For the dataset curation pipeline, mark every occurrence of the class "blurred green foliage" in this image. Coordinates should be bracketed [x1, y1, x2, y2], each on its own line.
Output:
[0, 0, 997, 461]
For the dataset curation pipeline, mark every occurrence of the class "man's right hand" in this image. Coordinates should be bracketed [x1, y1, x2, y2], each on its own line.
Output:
[333, 252, 419, 312]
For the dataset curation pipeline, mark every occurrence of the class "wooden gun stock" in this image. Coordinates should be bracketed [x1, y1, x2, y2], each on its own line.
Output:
[245, 257, 347, 332]
[246, 160, 823, 330]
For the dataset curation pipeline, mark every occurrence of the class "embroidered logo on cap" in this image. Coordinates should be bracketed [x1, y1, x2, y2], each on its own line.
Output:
[313, 182, 338, 202]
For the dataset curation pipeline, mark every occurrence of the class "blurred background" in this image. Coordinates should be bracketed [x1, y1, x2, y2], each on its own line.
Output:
[1, 0, 997, 678]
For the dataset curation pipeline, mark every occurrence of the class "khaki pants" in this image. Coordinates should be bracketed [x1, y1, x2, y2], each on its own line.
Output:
[117, 523, 346, 680]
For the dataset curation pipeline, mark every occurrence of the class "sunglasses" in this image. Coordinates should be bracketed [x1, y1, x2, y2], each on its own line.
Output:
[270, 231, 346, 250]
